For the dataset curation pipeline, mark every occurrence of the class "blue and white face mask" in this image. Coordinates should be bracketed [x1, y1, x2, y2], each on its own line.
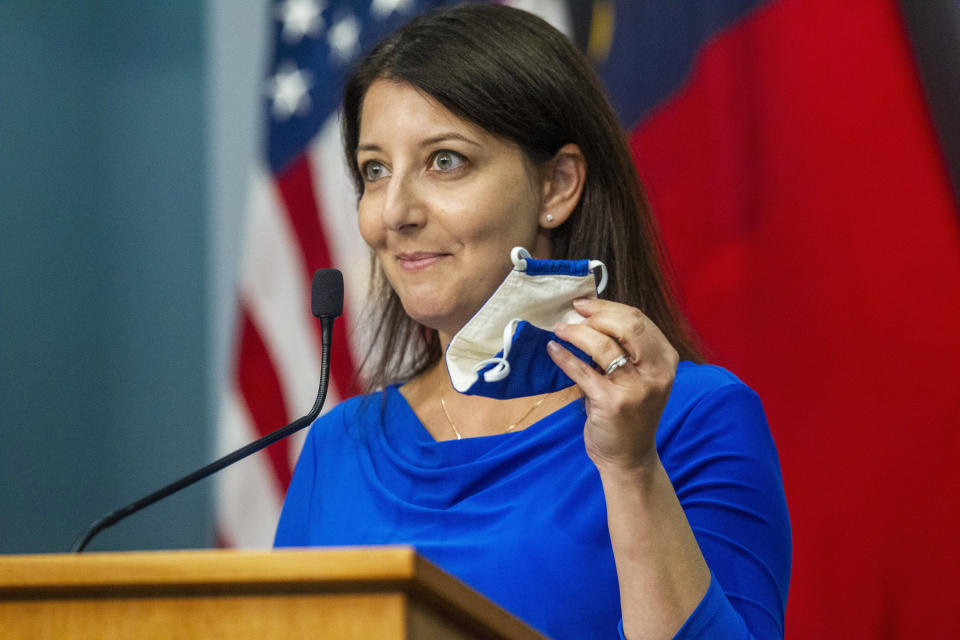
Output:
[445, 247, 608, 399]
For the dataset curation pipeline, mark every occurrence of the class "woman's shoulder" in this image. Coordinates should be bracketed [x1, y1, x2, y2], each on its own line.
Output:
[659, 362, 783, 503]
[662, 361, 768, 439]
[304, 388, 386, 438]
[674, 360, 750, 391]
[304, 384, 409, 443]
[314, 391, 374, 422]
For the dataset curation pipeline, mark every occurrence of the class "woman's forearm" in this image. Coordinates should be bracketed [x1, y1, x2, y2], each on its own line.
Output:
[598, 459, 711, 640]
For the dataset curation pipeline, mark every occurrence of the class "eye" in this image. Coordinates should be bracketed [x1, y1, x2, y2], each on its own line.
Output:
[361, 160, 390, 182]
[430, 150, 465, 172]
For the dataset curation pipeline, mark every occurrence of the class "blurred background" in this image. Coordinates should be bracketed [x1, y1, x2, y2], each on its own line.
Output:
[2, 2, 215, 552]
[1, 1, 958, 638]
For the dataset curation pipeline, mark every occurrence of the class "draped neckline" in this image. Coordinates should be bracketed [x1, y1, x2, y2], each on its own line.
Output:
[378, 383, 586, 469]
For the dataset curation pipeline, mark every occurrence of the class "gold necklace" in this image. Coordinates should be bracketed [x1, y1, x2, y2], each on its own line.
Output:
[439, 391, 547, 440]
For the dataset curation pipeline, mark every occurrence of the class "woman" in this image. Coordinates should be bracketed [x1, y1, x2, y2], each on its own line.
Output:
[275, 5, 791, 639]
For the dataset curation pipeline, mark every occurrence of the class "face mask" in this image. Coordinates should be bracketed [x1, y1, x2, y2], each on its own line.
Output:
[445, 247, 608, 399]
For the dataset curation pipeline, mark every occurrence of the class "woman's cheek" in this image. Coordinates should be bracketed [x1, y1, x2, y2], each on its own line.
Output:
[357, 200, 382, 249]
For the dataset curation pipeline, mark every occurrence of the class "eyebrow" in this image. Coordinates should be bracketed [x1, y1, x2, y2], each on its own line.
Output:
[357, 131, 482, 153]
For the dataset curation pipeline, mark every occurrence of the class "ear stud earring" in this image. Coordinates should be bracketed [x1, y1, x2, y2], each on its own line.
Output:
[545, 214, 555, 224]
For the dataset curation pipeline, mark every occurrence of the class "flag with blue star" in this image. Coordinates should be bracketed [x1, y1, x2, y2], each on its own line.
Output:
[266, 0, 438, 173]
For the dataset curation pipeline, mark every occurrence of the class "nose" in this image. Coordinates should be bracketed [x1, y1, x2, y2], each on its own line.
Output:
[381, 173, 425, 233]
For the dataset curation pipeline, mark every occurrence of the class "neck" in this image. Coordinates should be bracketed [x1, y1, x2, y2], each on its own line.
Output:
[437, 330, 453, 355]
[401, 359, 581, 441]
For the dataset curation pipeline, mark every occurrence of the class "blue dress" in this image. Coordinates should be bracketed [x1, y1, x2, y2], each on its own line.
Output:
[275, 362, 791, 639]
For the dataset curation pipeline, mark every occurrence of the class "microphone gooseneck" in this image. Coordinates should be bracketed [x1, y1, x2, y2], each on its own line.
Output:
[71, 269, 344, 553]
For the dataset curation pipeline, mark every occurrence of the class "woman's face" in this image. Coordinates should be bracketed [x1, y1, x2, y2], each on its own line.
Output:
[356, 79, 550, 338]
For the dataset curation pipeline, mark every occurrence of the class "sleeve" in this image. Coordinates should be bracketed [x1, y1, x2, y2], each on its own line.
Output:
[618, 575, 749, 640]
[273, 416, 323, 547]
[656, 382, 792, 639]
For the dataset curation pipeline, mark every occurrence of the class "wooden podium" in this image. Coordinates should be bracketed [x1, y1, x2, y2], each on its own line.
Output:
[0, 546, 547, 639]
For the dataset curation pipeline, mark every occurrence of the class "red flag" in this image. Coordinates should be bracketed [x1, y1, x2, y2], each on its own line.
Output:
[627, 0, 960, 636]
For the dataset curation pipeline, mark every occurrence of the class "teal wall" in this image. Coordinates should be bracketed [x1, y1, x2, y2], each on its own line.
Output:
[0, 2, 212, 552]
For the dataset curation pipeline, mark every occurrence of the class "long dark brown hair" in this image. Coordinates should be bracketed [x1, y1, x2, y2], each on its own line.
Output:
[342, 3, 702, 392]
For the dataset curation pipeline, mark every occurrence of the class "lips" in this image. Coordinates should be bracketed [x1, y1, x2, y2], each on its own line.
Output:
[396, 252, 449, 272]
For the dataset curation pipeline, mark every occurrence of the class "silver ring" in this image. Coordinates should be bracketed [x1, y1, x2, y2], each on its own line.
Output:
[604, 354, 629, 376]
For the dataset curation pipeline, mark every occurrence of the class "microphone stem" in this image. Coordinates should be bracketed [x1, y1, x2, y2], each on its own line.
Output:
[71, 331, 332, 553]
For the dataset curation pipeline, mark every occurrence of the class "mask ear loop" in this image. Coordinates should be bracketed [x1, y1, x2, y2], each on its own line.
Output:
[588, 260, 608, 294]
[511, 246, 531, 270]
[474, 318, 519, 382]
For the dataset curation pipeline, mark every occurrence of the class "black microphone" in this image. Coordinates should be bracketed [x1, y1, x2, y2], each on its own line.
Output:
[71, 269, 344, 553]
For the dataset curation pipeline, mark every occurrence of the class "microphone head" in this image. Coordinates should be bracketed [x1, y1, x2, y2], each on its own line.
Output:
[311, 269, 344, 319]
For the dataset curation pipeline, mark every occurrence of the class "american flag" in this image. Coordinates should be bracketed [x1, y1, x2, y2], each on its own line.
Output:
[215, 0, 568, 548]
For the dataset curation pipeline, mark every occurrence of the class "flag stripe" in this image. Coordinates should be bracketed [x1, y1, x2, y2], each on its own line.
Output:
[241, 168, 325, 422]
[216, 386, 284, 547]
[237, 164, 329, 501]
[274, 154, 335, 275]
[235, 307, 294, 490]
[275, 153, 359, 396]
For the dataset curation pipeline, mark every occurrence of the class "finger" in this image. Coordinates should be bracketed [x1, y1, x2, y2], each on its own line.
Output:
[553, 320, 627, 374]
[573, 298, 664, 366]
[571, 296, 637, 319]
[546, 340, 609, 399]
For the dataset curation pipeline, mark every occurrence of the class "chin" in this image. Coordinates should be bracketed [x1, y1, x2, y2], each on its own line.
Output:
[400, 301, 466, 338]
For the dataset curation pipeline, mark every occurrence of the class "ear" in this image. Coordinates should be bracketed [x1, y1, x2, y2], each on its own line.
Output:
[539, 143, 586, 228]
